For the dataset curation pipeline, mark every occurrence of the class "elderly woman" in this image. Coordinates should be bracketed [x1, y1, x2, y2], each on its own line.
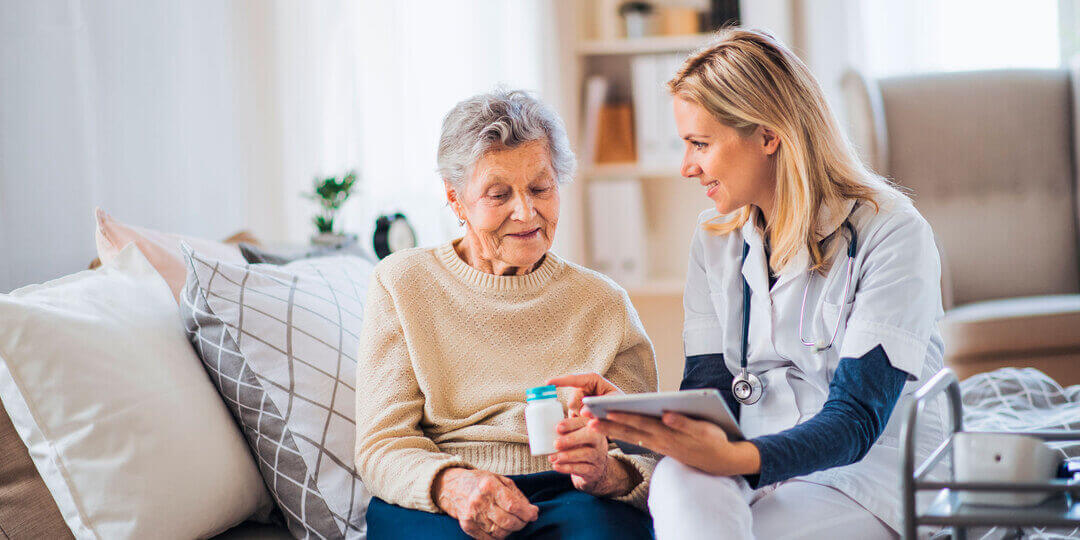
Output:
[354, 89, 658, 539]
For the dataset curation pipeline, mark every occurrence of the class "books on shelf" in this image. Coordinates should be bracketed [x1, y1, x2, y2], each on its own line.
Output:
[583, 75, 636, 164]
[587, 178, 647, 288]
[581, 76, 608, 166]
[631, 53, 687, 170]
[596, 103, 636, 163]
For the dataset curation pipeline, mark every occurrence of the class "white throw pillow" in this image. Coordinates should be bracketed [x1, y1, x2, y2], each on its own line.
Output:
[0, 245, 272, 539]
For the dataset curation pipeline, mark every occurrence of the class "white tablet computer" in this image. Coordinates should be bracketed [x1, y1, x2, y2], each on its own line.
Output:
[582, 389, 742, 453]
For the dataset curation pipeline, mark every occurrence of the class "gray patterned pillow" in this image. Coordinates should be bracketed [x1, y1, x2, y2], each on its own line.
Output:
[180, 248, 374, 539]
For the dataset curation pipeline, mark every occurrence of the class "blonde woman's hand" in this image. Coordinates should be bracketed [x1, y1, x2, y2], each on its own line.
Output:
[546, 372, 624, 417]
[433, 468, 539, 539]
[547, 416, 635, 497]
[589, 411, 761, 477]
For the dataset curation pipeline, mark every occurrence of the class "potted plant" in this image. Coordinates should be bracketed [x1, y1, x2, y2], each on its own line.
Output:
[304, 170, 357, 246]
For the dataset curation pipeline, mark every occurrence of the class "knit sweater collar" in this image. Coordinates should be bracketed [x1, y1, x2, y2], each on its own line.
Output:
[437, 240, 564, 292]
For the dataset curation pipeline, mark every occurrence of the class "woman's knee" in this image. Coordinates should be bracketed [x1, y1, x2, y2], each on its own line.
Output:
[648, 458, 753, 539]
[648, 457, 748, 514]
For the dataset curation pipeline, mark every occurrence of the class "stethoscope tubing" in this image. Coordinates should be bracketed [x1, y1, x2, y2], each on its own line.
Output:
[734, 220, 858, 406]
[798, 221, 858, 352]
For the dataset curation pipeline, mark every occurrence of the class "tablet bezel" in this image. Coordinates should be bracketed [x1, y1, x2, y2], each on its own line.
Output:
[582, 389, 743, 442]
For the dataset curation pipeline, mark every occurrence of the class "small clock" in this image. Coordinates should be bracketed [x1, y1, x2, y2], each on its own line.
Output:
[373, 213, 417, 259]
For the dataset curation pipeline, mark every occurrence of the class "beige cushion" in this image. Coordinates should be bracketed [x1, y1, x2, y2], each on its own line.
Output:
[94, 208, 247, 302]
[941, 295, 1080, 384]
[844, 66, 1080, 306]
[947, 350, 1080, 388]
[881, 70, 1078, 305]
[0, 398, 72, 540]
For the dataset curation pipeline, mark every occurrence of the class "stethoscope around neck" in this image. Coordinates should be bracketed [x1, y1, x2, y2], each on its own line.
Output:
[731, 220, 859, 406]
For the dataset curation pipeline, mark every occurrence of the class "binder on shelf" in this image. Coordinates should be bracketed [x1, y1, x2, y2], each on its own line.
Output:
[659, 53, 686, 162]
[587, 178, 647, 288]
[631, 53, 684, 170]
[631, 54, 657, 168]
[596, 103, 636, 163]
[596, 0, 621, 40]
[581, 75, 609, 166]
[657, 6, 702, 36]
[584, 75, 635, 164]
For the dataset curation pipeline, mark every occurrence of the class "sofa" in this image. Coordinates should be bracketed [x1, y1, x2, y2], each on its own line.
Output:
[0, 210, 374, 539]
[8, 63, 1080, 538]
[843, 58, 1080, 387]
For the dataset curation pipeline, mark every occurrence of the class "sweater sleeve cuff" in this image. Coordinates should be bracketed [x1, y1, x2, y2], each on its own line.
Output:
[608, 450, 656, 510]
[403, 456, 473, 513]
[744, 437, 782, 488]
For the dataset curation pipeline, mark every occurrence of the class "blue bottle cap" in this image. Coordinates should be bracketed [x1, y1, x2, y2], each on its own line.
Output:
[526, 385, 558, 402]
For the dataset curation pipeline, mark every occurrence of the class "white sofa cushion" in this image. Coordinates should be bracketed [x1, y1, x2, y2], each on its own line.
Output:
[0, 244, 272, 539]
[180, 248, 374, 539]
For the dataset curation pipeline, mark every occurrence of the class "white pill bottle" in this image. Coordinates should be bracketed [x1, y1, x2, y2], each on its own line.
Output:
[524, 385, 564, 455]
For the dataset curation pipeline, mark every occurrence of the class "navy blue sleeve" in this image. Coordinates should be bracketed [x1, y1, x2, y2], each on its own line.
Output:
[680, 353, 762, 484]
[746, 345, 907, 487]
[680, 353, 740, 422]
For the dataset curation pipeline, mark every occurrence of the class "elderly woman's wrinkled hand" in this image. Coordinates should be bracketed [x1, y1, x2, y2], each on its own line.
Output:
[433, 468, 539, 539]
[548, 416, 633, 497]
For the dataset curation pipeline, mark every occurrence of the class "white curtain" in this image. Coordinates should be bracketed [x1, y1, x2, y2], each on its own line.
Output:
[250, 1, 365, 246]
[0, 0, 560, 291]
[349, 0, 558, 249]
[784, 0, 1068, 136]
[849, 0, 1064, 77]
[0, 0, 253, 291]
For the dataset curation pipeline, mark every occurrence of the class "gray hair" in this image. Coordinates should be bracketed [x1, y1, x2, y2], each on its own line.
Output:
[437, 88, 576, 190]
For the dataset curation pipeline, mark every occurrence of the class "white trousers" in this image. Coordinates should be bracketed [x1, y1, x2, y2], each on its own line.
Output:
[648, 457, 897, 540]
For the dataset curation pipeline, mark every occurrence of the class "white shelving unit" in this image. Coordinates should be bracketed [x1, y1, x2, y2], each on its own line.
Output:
[575, 32, 714, 298]
[582, 162, 682, 180]
[577, 33, 715, 56]
[559, 6, 717, 389]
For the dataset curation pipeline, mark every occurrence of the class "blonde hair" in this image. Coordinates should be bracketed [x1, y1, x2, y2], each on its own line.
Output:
[667, 28, 904, 273]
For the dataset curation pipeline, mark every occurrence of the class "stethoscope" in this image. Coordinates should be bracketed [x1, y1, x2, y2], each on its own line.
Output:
[731, 220, 859, 406]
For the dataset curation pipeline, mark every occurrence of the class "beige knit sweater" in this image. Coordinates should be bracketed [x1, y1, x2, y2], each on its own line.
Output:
[354, 241, 658, 513]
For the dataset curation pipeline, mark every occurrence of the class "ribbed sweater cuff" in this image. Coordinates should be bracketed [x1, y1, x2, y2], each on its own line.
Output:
[609, 450, 656, 510]
[440, 442, 555, 475]
[403, 455, 472, 513]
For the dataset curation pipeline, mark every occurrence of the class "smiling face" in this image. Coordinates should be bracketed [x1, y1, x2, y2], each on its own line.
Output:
[673, 96, 780, 219]
[447, 139, 560, 274]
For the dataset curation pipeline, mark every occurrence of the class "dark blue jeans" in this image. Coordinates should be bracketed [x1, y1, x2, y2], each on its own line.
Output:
[366, 470, 654, 539]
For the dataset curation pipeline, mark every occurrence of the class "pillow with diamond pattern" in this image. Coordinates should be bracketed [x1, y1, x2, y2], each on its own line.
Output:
[180, 247, 374, 539]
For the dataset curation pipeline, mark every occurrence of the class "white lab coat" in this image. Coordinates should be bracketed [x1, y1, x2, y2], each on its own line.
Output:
[680, 195, 949, 533]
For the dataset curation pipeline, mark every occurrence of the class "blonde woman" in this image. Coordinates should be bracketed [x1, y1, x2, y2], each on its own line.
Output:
[551, 29, 947, 538]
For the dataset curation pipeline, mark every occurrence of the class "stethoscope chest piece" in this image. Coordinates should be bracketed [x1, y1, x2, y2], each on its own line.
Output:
[732, 368, 763, 405]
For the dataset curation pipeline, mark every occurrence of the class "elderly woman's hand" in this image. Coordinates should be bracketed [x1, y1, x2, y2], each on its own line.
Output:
[548, 416, 636, 497]
[432, 467, 539, 539]
[546, 372, 624, 417]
